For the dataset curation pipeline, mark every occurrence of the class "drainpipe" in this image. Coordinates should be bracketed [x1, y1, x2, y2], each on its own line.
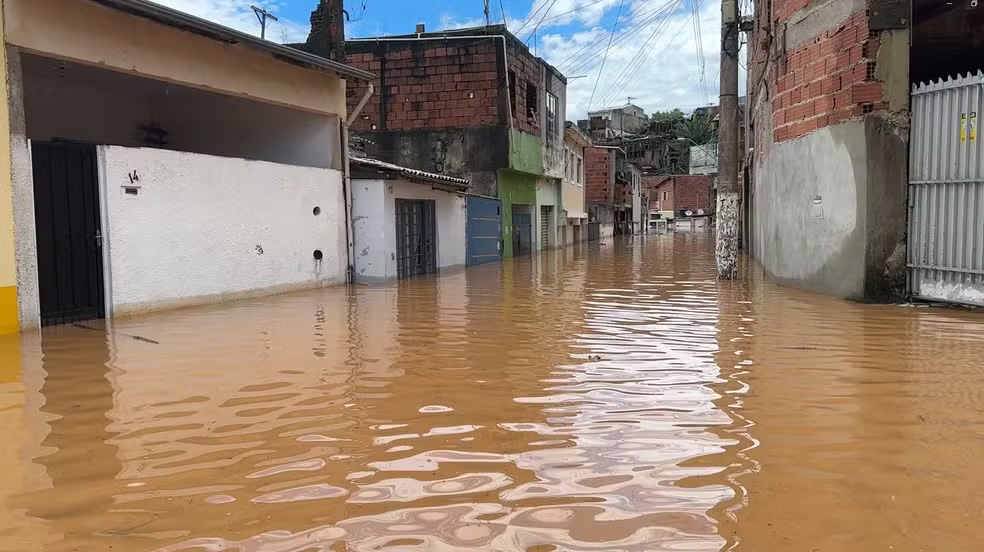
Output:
[343, 83, 374, 284]
[349, 35, 514, 130]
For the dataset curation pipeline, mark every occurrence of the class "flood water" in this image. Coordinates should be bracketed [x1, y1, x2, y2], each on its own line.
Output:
[1, 233, 983, 551]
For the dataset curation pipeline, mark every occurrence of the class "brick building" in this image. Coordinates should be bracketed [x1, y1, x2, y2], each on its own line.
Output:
[746, 0, 911, 301]
[645, 175, 712, 220]
[343, 24, 567, 258]
[584, 146, 641, 238]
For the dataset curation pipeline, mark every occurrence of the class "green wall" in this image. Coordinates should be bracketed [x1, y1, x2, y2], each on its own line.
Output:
[508, 129, 544, 175]
[498, 169, 537, 259]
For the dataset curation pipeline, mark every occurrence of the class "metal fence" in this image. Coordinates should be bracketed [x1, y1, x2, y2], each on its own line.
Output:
[909, 72, 984, 306]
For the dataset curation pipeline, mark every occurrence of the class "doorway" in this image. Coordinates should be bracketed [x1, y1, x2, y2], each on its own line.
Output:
[395, 199, 437, 279]
[512, 205, 533, 257]
[32, 141, 105, 326]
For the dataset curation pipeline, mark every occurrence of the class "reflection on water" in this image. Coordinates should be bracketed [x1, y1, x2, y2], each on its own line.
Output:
[1, 234, 983, 551]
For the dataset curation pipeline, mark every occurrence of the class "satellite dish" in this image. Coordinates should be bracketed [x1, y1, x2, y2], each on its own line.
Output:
[697, 208, 705, 215]
[685, 210, 694, 217]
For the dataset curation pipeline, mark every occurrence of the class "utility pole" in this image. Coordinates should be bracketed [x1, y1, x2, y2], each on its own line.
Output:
[251, 5, 279, 40]
[484, 0, 491, 26]
[716, 0, 740, 279]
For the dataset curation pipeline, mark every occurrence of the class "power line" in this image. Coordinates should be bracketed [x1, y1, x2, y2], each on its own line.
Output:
[558, 1, 669, 68]
[596, 0, 682, 106]
[513, 1, 554, 36]
[560, 0, 676, 73]
[598, 2, 697, 108]
[524, 0, 560, 44]
[587, 0, 626, 111]
[499, 0, 508, 25]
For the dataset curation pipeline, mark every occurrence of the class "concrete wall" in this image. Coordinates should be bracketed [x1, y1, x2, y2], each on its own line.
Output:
[748, 0, 909, 302]
[752, 117, 905, 300]
[4, 0, 347, 116]
[352, 178, 467, 282]
[101, 146, 345, 315]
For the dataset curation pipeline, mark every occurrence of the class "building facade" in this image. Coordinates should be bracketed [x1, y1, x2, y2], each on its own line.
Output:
[344, 24, 567, 259]
[561, 123, 590, 246]
[746, 0, 910, 301]
[0, 0, 372, 332]
[350, 157, 469, 282]
[585, 103, 648, 138]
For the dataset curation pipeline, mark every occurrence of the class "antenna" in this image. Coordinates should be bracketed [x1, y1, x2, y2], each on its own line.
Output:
[250, 5, 279, 40]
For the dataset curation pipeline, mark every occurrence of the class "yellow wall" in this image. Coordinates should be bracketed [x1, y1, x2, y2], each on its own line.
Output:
[0, 4, 18, 335]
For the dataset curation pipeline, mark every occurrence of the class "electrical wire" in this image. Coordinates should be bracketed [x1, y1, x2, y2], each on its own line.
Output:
[588, 0, 626, 111]
[513, 1, 554, 36]
[594, 0, 682, 106]
[498, 0, 508, 25]
[692, 0, 707, 102]
[561, 0, 677, 74]
[600, 0, 703, 107]
[525, 0, 559, 44]
[558, 0, 674, 69]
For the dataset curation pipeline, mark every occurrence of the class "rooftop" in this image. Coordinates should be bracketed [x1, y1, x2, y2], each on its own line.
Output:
[350, 156, 469, 191]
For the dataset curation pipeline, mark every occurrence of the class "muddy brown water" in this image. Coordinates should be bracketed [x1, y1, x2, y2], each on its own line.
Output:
[1, 234, 983, 551]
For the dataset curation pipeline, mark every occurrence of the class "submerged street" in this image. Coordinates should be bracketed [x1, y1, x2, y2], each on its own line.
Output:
[1, 234, 982, 551]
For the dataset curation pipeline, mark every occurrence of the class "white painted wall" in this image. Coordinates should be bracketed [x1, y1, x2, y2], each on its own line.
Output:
[352, 178, 467, 282]
[101, 146, 345, 315]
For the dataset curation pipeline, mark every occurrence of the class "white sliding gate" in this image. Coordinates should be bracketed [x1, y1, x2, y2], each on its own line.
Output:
[908, 72, 984, 306]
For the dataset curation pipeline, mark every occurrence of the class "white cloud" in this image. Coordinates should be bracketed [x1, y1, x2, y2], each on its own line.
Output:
[536, 0, 746, 120]
[148, 0, 309, 43]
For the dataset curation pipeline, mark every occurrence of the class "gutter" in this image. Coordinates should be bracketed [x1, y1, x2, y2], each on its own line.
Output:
[349, 35, 514, 130]
[343, 83, 375, 284]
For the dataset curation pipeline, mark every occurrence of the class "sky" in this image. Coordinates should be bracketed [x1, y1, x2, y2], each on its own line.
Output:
[150, 0, 747, 119]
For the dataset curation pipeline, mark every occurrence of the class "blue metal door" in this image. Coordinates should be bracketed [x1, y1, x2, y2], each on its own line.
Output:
[466, 196, 502, 267]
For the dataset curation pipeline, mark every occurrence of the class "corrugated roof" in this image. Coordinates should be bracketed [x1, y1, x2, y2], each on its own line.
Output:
[349, 156, 469, 188]
[90, 0, 374, 82]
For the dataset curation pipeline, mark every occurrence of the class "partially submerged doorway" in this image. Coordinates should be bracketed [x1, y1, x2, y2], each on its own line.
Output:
[32, 141, 105, 326]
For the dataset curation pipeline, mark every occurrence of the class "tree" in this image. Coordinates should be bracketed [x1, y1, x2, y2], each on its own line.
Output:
[647, 109, 685, 133]
[654, 113, 717, 175]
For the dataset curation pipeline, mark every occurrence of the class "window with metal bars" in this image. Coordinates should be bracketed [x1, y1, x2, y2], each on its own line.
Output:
[395, 199, 437, 279]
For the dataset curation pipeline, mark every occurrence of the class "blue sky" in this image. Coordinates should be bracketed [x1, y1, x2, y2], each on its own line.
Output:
[152, 0, 741, 119]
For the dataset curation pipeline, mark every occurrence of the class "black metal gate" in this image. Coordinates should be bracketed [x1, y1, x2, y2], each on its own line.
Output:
[32, 141, 105, 326]
[395, 199, 437, 279]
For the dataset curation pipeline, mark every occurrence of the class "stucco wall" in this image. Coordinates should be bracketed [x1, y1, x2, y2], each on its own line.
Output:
[4, 0, 347, 116]
[101, 146, 345, 315]
[753, 120, 868, 299]
[352, 178, 467, 282]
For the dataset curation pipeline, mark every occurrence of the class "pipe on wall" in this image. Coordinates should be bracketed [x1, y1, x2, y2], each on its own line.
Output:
[343, 82, 374, 284]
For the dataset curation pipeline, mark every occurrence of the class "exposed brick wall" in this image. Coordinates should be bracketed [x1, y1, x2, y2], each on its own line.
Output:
[674, 175, 712, 213]
[651, 181, 674, 212]
[772, 11, 881, 142]
[585, 147, 612, 204]
[507, 43, 543, 136]
[345, 41, 503, 134]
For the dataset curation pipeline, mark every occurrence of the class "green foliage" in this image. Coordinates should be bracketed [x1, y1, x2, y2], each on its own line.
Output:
[648, 113, 717, 175]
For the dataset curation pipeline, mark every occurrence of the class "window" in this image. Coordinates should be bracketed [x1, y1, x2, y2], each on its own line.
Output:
[508, 71, 517, 115]
[577, 156, 583, 186]
[525, 80, 538, 125]
[546, 92, 559, 146]
[663, 191, 668, 201]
